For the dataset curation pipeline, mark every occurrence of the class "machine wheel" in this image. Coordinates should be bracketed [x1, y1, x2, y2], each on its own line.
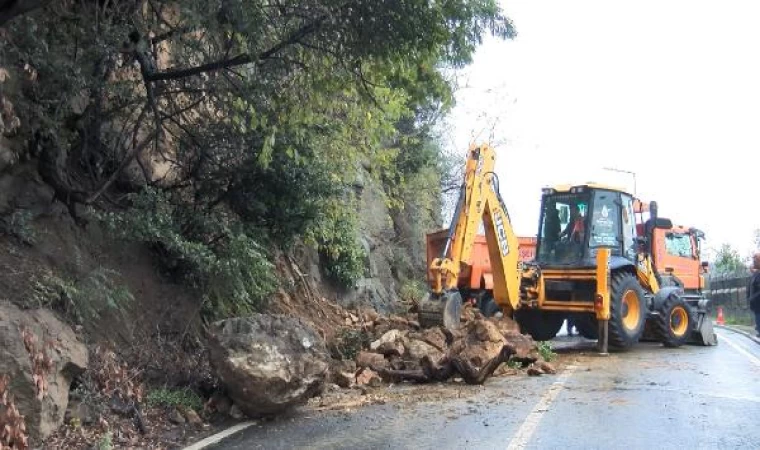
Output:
[639, 319, 660, 342]
[479, 293, 501, 317]
[418, 291, 463, 331]
[572, 313, 599, 339]
[514, 309, 564, 341]
[608, 271, 647, 349]
[654, 294, 694, 348]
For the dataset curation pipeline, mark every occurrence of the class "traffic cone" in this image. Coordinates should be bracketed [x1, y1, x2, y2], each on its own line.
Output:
[716, 307, 725, 325]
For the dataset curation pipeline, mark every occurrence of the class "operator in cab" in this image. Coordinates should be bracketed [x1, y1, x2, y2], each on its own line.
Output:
[560, 204, 585, 243]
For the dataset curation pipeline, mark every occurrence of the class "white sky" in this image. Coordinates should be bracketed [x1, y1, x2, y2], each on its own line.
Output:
[442, 0, 760, 262]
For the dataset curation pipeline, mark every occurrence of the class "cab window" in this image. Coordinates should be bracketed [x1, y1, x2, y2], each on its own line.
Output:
[665, 232, 694, 258]
[621, 195, 637, 261]
[589, 190, 621, 255]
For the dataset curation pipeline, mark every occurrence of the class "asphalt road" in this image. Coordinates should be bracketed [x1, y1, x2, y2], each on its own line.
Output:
[202, 327, 760, 450]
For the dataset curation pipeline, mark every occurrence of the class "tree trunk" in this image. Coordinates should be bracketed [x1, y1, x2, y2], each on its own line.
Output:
[377, 344, 526, 385]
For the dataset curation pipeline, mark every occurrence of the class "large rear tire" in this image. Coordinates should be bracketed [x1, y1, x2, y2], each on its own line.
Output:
[514, 309, 564, 341]
[654, 295, 693, 348]
[608, 271, 647, 349]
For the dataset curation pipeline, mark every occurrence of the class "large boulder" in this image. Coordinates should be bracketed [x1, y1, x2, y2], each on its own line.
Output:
[0, 302, 88, 440]
[452, 318, 508, 368]
[207, 314, 330, 417]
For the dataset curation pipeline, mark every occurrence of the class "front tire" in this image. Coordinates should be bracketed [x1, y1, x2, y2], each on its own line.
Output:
[608, 271, 647, 349]
[654, 295, 693, 348]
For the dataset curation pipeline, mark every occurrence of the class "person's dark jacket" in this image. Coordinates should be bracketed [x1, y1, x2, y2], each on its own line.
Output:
[748, 272, 760, 312]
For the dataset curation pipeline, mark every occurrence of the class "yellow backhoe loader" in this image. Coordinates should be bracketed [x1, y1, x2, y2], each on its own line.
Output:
[418, 143, 717, 352]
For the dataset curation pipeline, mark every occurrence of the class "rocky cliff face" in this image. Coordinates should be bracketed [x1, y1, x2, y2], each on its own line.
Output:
[306, 165, 441, 315]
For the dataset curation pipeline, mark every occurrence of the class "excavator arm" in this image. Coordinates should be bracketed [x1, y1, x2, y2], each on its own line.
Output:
[419, 143, 521, 329]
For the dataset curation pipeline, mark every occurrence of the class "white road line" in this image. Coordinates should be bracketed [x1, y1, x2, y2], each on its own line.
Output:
[719, 332, 760, 368]
[182, 421, 256, 450]
[506, 364, 577, 450]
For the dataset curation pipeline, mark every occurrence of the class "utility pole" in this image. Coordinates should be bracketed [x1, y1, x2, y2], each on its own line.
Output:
[603, 167, 637, 196]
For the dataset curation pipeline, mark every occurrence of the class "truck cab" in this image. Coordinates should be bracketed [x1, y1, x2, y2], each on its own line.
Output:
[534, 183, 641, 271]
[651, 225, 708, 293]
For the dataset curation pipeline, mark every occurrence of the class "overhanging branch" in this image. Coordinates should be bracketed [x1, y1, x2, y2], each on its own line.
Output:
[144, 15, 326, 82]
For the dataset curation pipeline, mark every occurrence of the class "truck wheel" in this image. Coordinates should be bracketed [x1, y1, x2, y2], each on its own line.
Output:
[654, 295, 693, 348]
[608, 271, 647, 349]
[479, 293, 501, 317]
[572, 313, 599, 339]
[514, 309, 564, 341]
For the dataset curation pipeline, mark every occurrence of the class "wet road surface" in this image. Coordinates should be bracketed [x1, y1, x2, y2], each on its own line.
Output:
[204, 327, 760, 450]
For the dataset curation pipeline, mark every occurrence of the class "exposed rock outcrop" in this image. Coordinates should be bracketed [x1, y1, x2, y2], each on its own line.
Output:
[0, 302, 88, 440]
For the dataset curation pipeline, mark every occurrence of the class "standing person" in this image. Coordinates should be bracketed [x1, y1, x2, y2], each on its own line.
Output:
[748, 253, 760, 337]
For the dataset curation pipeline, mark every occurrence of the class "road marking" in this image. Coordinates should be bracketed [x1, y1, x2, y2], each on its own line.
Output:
[610, 385, 760, 404]
[719, 332, 760, 368]
[182, 421, 256, 450]
[506, 364, 577, 450]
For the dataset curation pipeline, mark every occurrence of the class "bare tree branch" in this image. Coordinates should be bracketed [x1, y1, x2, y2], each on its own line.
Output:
[144, 16, 327, 82]
[87, 130, 160, 204]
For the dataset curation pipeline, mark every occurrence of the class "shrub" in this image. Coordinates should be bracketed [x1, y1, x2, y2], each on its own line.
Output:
[330, 327, 371, 361]
[92, 188, 277, 320]
[30, 267, 133, 324]
[0, 209, 37, 245]
[306, 201, 368, 288]
[146, 387, 204, 412]
[537, 341, 557, 362]
[399, 279, 427, 304]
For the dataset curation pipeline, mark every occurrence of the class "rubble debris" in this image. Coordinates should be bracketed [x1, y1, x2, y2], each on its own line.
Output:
[329, 360, 357, 388]
[329, 313, 552, 386]
[355, 368, 382, 387]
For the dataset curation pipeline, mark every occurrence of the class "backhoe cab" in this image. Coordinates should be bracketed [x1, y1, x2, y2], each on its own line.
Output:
[418, 143, 717, 351]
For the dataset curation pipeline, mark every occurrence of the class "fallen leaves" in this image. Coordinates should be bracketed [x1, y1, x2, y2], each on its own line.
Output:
[0, 374, 28, 450]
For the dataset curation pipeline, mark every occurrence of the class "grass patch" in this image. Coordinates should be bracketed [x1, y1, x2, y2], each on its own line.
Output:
[536, 341, 557, 362]
[146, 387, 204, 412]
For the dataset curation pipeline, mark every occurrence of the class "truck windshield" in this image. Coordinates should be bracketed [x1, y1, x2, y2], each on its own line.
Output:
[537, 193, 589, 264]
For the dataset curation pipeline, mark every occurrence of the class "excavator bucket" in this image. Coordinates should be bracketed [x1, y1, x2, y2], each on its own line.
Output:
[417, 291, 462, 331]
[688, 310, 718, 346]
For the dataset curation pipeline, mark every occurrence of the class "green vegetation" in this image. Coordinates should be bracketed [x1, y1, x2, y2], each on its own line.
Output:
[537, 341, 557, 362]
[711, 244, 749, 277]
[723, 315, 755, 327]
[399, 279, 428, 305]
[330, 327, 372, 361]
[2, 1, 516, 320]
[146, 387, 204, 412]
[92, 188, 276, 319]
[97, 432, 113, 450]
[0, 210, 37, 245]
[30, 268, 134, 324]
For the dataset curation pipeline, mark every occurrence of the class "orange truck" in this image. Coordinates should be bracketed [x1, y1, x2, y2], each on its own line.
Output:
[425, 229, 536, 310]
